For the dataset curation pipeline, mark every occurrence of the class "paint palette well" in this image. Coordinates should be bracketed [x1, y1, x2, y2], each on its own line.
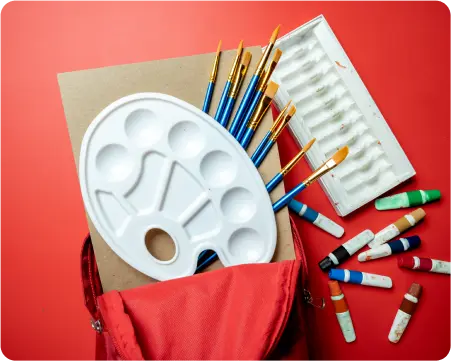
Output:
[269, 15, 416, 216]
[79, 93, 277, 281]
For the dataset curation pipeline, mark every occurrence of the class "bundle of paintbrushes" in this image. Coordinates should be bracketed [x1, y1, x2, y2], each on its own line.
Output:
[198, 25, 349, 271]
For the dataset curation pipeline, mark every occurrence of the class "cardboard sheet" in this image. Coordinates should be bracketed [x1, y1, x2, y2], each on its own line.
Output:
[58, 47, 294, 292]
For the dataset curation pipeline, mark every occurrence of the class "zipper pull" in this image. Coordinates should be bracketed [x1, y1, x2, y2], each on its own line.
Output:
[91, 319, 103, 333]
[303, 289, 325, 309]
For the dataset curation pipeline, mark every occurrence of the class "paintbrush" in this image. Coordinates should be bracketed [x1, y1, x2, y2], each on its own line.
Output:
[229, 25, 280, 137]
[214, 40, 244, 121]
[253, 105, 296, 167]
[202, 40, 222, 113]
[251, 100, 292, 162]
[218, 52, 252, 128]
[239, 81, 279, 150]
[266, 138, 316, 192]
[236, 49, 283, 142]
[273, 146, 349, 212]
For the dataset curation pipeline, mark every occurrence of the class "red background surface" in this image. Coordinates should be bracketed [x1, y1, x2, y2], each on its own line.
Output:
[2, 2, 449, 360]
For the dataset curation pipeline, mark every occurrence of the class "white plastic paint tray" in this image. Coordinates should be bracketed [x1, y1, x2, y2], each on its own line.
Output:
[269, 15, 416, 216]
[79, 93, 277, 281]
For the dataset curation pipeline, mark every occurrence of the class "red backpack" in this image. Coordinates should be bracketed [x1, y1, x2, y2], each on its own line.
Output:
[81, 217, 316, 359]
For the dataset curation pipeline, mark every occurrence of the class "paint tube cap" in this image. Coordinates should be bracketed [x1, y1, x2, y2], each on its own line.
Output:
[411, 208, 426, 222]
[318, 257, 334, 272]
[408, 283, 422, 299]
[328, 268, 345, 281]
[288, 200, 302, 214]
[405, 235, 421, 248]
[398, 256, 414, 269]
[424, 190, 441, 202]
[328, 280, 342, 296]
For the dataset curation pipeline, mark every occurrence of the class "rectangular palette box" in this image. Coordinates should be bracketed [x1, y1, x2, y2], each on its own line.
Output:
[269, 15, 415, 216]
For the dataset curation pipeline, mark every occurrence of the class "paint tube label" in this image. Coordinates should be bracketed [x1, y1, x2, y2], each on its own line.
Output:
[388, 309, 411, 343]
[336, 311, 356, 343]
[314, 214, 345, 238]
[358, 244, 391, 262]
[368, 225, 400, 248]
[361, 272, 392, 288]
[342, 230, 374, 255]
[431, 259, 451, 274]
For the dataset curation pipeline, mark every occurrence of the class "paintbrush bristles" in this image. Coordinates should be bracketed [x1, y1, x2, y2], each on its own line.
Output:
[270, 25, 281, 43]
[303, 138, 316, 153]
[270, 101, 291, 132]
[281, 138, 316, 175]
[237, 40, 243, 52]
[287, 105, 296, 117]
[264, 81, 279, 98]
[273, 49, 283, 63]
[216, 40, 222, 54]
[303, 146, 349, 186]
[331, 146, 349, 165]
[242, 52, 252, 67]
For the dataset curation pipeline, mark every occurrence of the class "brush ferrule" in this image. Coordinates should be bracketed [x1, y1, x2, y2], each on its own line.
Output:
[228, 52, 242, 82]
[247, 96, 272, 130]
[210, 55, 220, 82]
[229, 64, 246, 98]
[271, 114, 293, 140]
[255, 43, 274, 76]
[281, 151, 306, 175]
[303, 159, 337, 186]
[258, 60, 278, 92]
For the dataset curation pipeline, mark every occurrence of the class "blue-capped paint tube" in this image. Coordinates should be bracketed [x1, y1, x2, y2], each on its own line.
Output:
[202, 40, 222, 113]
[289, 200, 345, 238]
[329, 269, 393, 289]
[358, 235, 421, 262]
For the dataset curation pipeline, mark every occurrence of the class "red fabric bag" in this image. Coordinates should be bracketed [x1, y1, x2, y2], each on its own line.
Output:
[81, 218, 316, 360]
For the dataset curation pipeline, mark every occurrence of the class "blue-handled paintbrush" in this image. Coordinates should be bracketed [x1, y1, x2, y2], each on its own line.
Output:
[273, 146, 349, 212]
[265, 138, 316, 192]
[239, 81, 279, 150]
[229, 25, 280, 137]
[252, 104, 296, 167]
[202, 40, 222, 113]
[218, 52, 252, 128]
[214, 40, 244, 121]
[236, 49, 283, 142]
[251, 100, 291, 162]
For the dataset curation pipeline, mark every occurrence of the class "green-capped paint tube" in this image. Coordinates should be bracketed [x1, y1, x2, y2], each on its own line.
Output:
[375, 190, 441, 210]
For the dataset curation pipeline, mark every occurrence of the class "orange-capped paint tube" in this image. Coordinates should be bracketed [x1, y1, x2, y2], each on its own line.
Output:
[328, 281, 356, 343]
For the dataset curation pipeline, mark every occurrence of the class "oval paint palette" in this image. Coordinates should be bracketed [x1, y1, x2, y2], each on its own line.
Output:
[79, 93, 277, 281]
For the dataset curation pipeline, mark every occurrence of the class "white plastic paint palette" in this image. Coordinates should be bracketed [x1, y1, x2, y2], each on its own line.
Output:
[79, 93, 277, 281]
[270, 15, 415, 216]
